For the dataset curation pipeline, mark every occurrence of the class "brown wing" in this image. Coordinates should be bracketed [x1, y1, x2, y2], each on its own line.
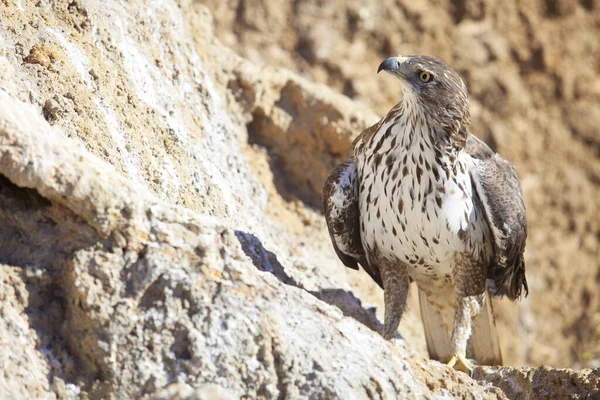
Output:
[466, 134, 528, 300]
[352, 118, 383, 157]
[323, 160, 382, 287]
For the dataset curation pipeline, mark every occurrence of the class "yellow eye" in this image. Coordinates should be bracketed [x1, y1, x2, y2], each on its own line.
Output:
[419, 71, 431, 83]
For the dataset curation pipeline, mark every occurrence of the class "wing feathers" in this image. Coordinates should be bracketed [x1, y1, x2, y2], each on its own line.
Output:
[323, 159, 382, 287]
[466, 135, 528, 300]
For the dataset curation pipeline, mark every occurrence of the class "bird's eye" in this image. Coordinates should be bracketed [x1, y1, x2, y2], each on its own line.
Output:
[419, 71, 432, 83]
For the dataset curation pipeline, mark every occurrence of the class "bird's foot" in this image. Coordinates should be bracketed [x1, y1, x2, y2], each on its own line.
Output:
[381, 324, 397, 340]
[445, 354, 474, 375]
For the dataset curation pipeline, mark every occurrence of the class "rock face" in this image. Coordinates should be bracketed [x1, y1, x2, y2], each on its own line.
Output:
[0, 0, 598, 399]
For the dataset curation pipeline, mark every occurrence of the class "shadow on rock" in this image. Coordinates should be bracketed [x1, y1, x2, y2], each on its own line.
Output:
[235, 230, 299, 287]
[310, 288, 385, 335]
[235, 230, 394, 337]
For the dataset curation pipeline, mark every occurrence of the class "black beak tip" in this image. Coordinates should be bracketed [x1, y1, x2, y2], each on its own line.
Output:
[377, 58, 397, 74]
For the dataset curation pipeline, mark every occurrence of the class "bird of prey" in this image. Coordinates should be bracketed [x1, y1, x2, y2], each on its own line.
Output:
[323, 55, 528, 372]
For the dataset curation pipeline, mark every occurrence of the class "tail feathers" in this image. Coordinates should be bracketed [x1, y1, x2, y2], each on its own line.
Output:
[467, 290, 503, 365]
[418, 288, 452, 362]
[418, 288, 503, 366]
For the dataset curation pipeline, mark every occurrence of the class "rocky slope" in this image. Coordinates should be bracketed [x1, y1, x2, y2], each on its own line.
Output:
[0, 0, 598, 399]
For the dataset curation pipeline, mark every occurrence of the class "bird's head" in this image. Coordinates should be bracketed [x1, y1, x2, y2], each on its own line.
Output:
[378, 55, 470, 144]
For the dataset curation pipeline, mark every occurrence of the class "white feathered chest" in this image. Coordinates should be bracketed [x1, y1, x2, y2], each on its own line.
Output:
[355, 107, 491, 284]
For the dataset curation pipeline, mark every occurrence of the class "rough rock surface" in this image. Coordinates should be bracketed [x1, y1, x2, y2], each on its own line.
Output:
[0, 0, 598, 399]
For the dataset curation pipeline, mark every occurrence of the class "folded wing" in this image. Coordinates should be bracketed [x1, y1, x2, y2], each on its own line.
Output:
[466, 135, 528, 299]
[323, 160, 382, 287]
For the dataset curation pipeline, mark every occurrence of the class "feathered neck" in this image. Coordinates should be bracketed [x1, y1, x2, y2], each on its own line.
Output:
[352, 91, 470, 161]
[395, 88, 470, 152]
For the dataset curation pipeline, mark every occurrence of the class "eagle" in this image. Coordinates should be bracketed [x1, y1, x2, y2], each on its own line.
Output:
[323, 55, 528, 372]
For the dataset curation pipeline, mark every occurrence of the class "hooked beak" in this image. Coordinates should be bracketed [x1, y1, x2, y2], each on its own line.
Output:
[377, 56, 407, 78]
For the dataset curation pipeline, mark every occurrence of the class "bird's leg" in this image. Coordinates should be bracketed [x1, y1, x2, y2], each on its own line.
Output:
[446, 295, 484, 374]
[448, 261, 486, 374]
[380, 261, 410, 340]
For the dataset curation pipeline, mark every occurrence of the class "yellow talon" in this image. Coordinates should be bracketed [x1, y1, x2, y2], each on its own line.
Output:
[446, 355, 474, 375]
